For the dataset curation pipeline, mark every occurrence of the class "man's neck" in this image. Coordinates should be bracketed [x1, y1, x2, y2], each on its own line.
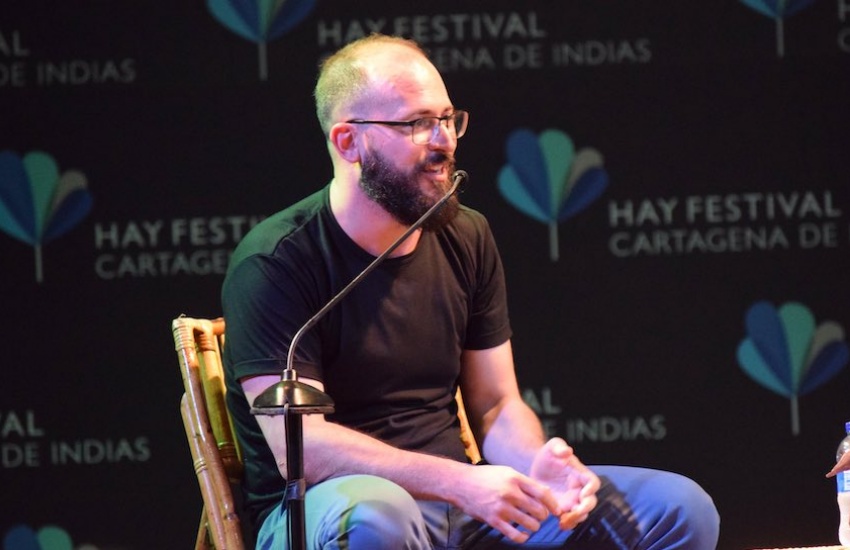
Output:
[329, 178, 421, 258]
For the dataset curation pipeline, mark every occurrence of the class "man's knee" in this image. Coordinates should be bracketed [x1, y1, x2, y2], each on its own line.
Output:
[317, 475, 430, 549]
[662, 473, 718, 521]
[651, 472, 720, 547]
[590, 467, 720, 549]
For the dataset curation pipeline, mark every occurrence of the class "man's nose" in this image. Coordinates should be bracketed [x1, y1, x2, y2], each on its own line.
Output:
[428, 120, 456, 151]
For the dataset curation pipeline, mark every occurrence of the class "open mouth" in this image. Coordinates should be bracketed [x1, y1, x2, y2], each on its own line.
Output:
[425, 165, 448, 178]
[422, 159, 454, 180]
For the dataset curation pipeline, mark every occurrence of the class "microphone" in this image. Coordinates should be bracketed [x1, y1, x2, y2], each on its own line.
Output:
[252, 167, 469, 410]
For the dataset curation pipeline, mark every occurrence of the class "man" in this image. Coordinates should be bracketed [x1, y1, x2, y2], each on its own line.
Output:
[222, 33, 720, 549]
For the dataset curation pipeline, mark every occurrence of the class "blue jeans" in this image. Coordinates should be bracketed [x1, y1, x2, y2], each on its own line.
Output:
[256, 466, 720, 549]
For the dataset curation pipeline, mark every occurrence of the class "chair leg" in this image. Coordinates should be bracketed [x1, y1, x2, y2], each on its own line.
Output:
[195, 505, 212, 550]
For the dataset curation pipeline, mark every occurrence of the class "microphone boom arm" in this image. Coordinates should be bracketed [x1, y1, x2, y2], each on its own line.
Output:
[284, 169, 468, 373]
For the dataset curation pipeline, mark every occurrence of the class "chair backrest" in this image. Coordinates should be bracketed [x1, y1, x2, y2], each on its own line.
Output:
[455, 388, 482, 464]
[173, 315, 482, 549]
[173, 316, 245, 550]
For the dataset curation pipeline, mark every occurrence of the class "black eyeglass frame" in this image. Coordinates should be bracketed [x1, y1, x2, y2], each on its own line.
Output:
[345, 110, 469, 144]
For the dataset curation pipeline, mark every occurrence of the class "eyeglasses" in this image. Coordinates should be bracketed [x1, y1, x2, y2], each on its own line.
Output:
[346, 110, 469, 145]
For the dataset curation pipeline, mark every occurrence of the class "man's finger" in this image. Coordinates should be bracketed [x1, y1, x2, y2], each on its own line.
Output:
[493, 519, 531, 544]
[519, 477, 561, 516]
[558, 509, 587, 530]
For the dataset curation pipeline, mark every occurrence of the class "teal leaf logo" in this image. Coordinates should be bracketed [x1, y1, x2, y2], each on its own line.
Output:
[2, 525, 87, 550]
[738, 0, 818, 57]
[0, 150, 93, 283]
[208, 0, 316, 80]
[737, 301, 848, 435]
[497, 128, 609, 262]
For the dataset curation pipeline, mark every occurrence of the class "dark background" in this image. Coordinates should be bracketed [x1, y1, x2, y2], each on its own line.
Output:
[2, 1, 850, 548]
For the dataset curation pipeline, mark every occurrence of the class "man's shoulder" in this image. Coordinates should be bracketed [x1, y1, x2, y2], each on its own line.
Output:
[445, 205, 493, 241]
[456, 204, 488, 225]
[229, 186, 329, 267]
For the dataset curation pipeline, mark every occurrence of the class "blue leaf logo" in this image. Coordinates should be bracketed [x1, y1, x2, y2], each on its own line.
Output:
[738, 0, 819, 57]
[2, 524, 88, 550]
[208, 0, 316, 80]
[497, 128, 609, 262]
[0, 150, 93, 283]
[737, 300, 848, 435]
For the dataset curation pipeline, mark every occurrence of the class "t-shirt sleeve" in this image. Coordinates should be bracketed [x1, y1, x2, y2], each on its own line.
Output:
[222, 252, 325, 383]
[463, 213, 513, 350]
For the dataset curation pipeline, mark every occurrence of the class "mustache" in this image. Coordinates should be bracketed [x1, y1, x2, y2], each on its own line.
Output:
[420, 152, 455, 171]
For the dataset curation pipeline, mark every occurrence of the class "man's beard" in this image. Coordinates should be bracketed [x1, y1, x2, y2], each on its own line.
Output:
[360, 150, 460, 231]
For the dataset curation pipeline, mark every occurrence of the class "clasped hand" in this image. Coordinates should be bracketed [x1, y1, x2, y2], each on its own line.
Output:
[458, 438, 599, 543]
[530, 437, 599, 530]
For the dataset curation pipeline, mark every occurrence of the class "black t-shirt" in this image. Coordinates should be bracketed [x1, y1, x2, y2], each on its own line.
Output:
[222, 185, 512, 532]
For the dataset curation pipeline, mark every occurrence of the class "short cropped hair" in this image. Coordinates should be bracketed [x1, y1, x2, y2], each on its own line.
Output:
[314, 34, 427, 136]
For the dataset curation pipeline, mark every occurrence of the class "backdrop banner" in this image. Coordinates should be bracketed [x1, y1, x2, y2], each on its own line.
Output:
[2, 1, 850, 548]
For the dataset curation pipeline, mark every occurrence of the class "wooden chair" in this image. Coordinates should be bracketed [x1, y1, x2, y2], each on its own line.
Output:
[173, 315, 482, 550]
[174, 316, 245, 549]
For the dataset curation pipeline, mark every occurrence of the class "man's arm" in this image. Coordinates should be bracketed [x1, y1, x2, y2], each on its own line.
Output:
[459, 340, 600, 529]
[242, 373, 560, 543]
[243, 374, 468, 495]
[458, 339, 546, 473]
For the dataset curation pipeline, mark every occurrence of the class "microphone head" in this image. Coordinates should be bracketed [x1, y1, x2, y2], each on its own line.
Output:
[451, 169, 469, 190]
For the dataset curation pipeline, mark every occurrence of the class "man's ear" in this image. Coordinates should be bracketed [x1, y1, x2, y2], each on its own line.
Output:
[328, 123, 360, 163]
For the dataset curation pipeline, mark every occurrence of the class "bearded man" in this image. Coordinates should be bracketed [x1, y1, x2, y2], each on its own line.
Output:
[222, 33, 719, 550]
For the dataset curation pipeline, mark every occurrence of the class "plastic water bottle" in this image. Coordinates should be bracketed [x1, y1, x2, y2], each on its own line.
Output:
[837, 421, 850, 546]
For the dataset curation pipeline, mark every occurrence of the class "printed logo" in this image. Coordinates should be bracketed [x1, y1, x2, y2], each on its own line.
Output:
[737, 300, 848, 435]
[2, 525, 97, 550]
[607, 190, 843, 258]
[0, 150, 93, 283]
[208, 0, 316, 80]
[92, 215, 263, 279]
[315, 12, 652, 73]
[497, 129, 609, 261]
[523, 386, 667, 443]
[0, 30, 136, 89]
[738, 0, 819, 57]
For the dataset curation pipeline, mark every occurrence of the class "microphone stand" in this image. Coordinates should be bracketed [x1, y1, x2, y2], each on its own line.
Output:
[250, 170, 469, 550]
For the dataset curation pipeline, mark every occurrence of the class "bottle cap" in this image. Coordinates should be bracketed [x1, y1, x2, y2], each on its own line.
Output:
[845, 420, 850, 434]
